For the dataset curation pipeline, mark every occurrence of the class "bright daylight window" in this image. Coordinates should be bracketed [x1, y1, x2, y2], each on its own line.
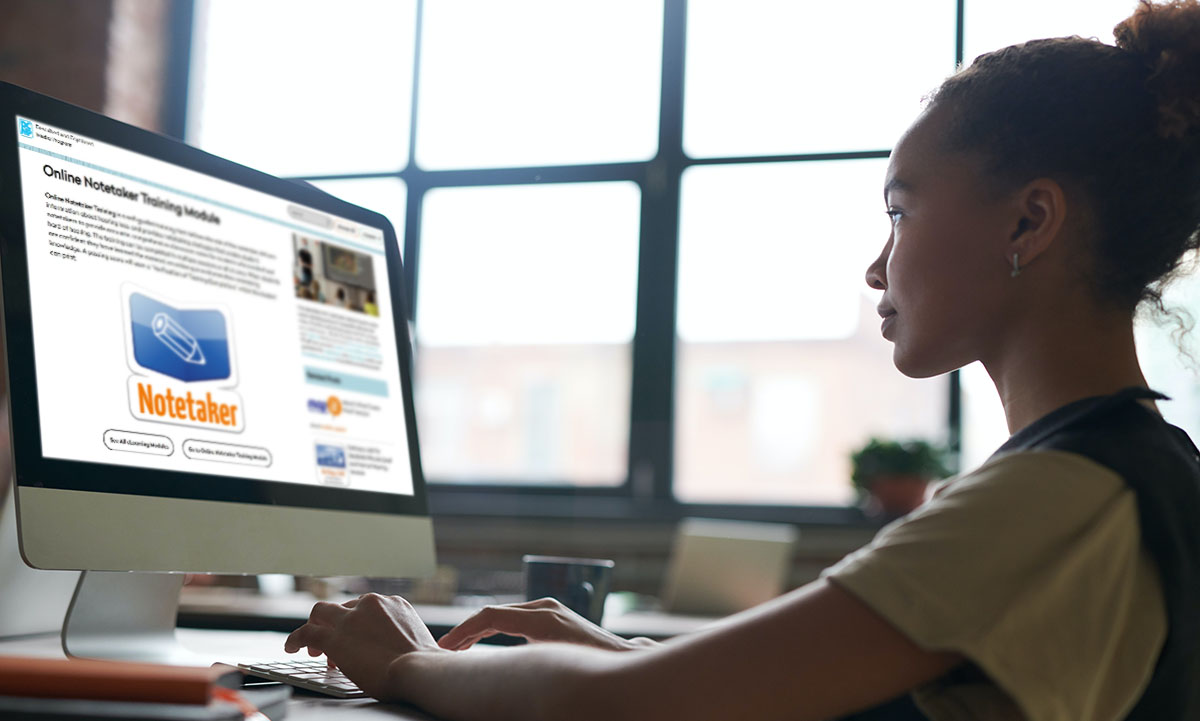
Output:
[416, 0, 663, 169]
[683, 0, 955, 159]
[187, 0, 1200, 512]
[187, 0, 417, 178]
[675, 0, 954, 505]
[415, 182, 640, 484]
[674, 161, 947, 504]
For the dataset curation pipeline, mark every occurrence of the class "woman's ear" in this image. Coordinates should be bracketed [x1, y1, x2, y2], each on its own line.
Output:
[1005, 178, 1067, 271]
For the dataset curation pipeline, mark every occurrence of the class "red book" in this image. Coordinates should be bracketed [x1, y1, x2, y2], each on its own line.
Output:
[0, 656, 238, 704]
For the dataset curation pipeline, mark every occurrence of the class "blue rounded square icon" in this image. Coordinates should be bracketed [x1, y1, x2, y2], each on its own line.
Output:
[18, 119, 32, 138]
[130, 292, 231, 382]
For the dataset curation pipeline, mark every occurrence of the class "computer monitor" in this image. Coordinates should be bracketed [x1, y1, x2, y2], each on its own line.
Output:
[0, 82, 435, 662]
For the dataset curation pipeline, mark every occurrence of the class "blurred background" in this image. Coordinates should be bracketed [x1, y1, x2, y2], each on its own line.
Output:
[4, 0, 1198, 597]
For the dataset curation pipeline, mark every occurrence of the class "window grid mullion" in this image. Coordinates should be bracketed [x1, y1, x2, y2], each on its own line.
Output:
[626, 0, 688, 503]
[268, 0, 966, 510]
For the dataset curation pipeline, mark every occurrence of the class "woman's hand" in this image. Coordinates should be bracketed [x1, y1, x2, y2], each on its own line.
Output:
[284, 593, 449, 701]
[438, 597, 658, 652]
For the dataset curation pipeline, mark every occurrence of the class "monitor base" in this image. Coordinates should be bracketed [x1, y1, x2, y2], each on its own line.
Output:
[62, 570, 206, 665]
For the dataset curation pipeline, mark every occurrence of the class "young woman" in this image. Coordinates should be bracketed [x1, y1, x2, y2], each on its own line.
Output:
[284, 2, 1200, 719]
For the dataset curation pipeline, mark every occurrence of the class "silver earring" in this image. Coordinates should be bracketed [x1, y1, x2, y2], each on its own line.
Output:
[1011, 253, 1021, 278]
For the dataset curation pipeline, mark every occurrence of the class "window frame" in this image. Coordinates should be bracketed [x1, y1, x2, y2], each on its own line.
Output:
[177, 0, 967, 526]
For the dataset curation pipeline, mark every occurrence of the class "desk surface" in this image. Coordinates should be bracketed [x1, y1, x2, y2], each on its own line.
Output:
[0, 592, 722, 719]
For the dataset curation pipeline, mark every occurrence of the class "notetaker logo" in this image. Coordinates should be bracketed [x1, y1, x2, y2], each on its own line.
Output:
[130, 293, 230, 382]
[18, 119, 33, 138]
[122, 286, 244, 432]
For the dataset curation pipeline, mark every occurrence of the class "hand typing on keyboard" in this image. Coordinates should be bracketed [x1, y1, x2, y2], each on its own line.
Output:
[285, 593, 450, 701]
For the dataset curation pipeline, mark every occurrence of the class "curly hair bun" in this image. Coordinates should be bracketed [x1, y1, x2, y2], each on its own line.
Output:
[1114, 0, 1200, 139]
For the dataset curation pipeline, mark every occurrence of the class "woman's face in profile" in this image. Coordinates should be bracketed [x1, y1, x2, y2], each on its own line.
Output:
[866, 107, 1018, 378]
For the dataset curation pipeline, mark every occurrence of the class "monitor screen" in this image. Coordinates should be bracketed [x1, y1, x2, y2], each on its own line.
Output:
[0, 83, 434, 663]
[0, 82, 430, 562]
[15, 116, 414, 499]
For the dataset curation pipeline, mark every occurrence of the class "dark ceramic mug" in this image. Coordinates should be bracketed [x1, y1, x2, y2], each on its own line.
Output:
[522, 555, 614, 625]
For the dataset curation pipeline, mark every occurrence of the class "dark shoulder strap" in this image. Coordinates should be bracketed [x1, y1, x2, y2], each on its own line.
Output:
[998, 388, 1200, 721]
[997, 387, 1169, 455]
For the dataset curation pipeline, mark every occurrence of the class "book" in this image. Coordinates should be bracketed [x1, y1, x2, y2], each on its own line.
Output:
[0, 684, 290, 720]
[0, 656, 237, 704]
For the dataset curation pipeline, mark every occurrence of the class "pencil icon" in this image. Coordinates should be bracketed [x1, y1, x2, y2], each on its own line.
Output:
[152, 312, 206, 365]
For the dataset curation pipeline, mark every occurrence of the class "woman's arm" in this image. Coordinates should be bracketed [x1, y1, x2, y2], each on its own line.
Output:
[288, 579, 962, 721]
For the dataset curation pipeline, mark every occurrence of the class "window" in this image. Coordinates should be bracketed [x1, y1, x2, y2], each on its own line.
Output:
[186, 0, 1196, 520]
[414, 182, 640, 484]
[674, 160, 947, 504]
[963, 0, 1143, 63]
[188, 0, 417, 177]
[416, 1, 663, 169]
[683, 0, 955, 158]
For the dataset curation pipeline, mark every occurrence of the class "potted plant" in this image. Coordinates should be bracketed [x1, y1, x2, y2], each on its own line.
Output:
[851, 438, 951, 520]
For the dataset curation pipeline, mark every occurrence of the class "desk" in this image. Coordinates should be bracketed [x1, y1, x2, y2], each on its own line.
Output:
[0, 591, 722, 719]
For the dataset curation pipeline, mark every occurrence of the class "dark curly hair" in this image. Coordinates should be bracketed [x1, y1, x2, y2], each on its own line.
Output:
[926, 0, 1200, 316]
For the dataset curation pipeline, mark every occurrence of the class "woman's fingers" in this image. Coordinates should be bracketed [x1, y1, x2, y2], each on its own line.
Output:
[440, 604, 582, 650]
[436, 606, 508, 650]
[284, 597, 364, 655]
[285, 621, 333, 654]
[309, 600, 352, 625]
[439, 626, 508, 651]
[283, 594, 444, 701]
[438, 605, 554, 650]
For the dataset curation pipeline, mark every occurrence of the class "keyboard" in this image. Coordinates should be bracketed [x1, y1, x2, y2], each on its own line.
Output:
[237, 660, 366, 698]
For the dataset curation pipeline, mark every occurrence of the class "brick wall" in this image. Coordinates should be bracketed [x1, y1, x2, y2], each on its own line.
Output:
[0, 0, 176, 133]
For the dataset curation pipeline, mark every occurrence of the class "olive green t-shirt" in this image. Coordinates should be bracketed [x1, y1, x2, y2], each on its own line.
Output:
[821, 450, 1166, 721]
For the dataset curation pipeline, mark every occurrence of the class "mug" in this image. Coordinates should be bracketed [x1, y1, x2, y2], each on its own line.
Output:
[522, 555, 614, 625]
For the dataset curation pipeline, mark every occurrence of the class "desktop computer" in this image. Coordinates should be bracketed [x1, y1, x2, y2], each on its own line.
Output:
[0, 82, 435, 663]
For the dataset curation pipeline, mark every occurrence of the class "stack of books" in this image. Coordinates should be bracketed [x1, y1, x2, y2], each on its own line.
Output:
[0, 656, 290, 719]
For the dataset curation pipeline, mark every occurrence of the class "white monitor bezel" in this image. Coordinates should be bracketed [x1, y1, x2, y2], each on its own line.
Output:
[0, 82, 433, 577]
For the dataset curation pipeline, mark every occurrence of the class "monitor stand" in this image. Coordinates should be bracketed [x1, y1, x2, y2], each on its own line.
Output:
[62, 570, 205, 665]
